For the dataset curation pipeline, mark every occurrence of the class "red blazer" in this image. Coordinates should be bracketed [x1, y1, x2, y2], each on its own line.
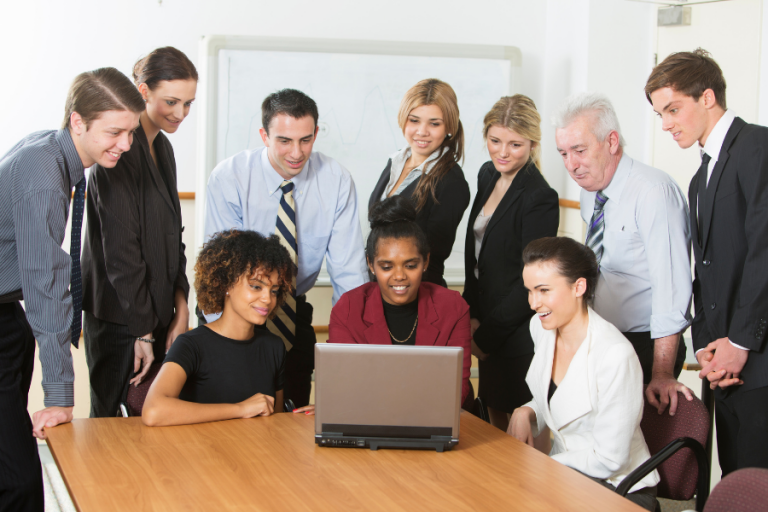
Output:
[329, 282, 471, 402]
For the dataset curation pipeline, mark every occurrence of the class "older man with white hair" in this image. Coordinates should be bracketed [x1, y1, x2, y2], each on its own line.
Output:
[554, 92, 693, 415]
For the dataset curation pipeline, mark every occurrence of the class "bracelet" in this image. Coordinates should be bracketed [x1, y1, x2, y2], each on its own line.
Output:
[137, 337, 155, 343]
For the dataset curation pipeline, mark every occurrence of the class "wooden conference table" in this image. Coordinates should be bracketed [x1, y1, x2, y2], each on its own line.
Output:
[46, 411, 644, 511]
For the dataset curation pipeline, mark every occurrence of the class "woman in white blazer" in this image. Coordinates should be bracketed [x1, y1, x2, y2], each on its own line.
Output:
[508, 237, 659, 511]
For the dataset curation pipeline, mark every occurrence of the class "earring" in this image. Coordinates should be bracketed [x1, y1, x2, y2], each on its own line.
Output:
[226, 292, 229, 295]
[143, 97, 148, 103]
[447, 133, 452, 137]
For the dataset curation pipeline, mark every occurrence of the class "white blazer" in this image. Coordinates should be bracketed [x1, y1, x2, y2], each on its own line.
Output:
[524, 308, 660, 492]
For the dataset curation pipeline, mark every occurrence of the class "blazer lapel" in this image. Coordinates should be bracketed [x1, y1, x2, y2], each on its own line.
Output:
[137, 128, 175, 213]
[369, 159, 392, 211]
[415, 285, 440, 346]
[700, 117, 746, 252]
[480, 165, 533, 258]
[549, 326, 593, 431]
[362, 288, 393, 345]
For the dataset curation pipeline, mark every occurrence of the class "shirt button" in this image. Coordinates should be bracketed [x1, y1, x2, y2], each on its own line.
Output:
[703, 260, 711, 266]
[710, 303, 716, 310]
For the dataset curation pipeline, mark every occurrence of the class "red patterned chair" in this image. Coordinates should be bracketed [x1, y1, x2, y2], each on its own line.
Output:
[616, 390, 711, 511]
[703, 468, 768, 512]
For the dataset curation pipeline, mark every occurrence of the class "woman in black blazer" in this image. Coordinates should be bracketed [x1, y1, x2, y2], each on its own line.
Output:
[369, 78, 470, 287]
[463, 95, 559, 431]
[81, 47, 198, 418]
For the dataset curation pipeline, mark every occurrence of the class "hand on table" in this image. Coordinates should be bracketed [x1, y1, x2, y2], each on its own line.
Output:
[698, 337, 747, 390]
[32, 406, 74, 439]
[239, 393, 275, 418]
[130, 336, 155, 386]
[507, 407, 535, 447]
[293, 405, 316, 416]
[645, 372, 694, 416]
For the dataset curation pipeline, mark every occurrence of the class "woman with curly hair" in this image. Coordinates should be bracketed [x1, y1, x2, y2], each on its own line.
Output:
[142, 230, 294, 426]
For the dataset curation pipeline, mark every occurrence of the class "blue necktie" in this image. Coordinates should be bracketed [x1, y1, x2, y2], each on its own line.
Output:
[585, 190, 608, 266]
[70, 177, 86, 348]
[267, 181, 298, 351]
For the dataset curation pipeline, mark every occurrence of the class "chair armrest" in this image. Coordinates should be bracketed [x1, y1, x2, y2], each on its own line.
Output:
[616, 437, 710, 511]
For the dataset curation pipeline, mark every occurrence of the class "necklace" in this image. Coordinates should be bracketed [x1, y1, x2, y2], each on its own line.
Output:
[388, 316, 418, 343]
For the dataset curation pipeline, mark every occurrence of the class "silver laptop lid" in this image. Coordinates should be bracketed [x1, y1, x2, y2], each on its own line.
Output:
[314, 344, 462, 438]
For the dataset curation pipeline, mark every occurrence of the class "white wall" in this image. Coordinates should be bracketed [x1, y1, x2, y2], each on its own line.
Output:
[1, 0, 662, 203]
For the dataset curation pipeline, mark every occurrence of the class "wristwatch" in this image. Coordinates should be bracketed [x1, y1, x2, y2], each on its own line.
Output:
[137, 337, 155, 343]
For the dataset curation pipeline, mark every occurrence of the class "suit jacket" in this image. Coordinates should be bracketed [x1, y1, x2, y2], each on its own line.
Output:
[329, 282, 471, 402]
[525, 308, 660, 492]
[82, 125, 189, 336]
[369, 161, 470, 287]
[463, 161, 559, 357]
[689, 117, 768, 394]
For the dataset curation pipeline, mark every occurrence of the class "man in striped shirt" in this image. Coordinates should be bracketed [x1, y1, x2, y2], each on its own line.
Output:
[0, 67, 143, 511]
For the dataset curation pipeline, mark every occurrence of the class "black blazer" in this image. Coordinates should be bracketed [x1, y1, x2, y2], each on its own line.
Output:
[82, 125, 189, 336]
[463, 161, 559, 358]
[369, 160, 470, 286]
[689, 116, 768, 395]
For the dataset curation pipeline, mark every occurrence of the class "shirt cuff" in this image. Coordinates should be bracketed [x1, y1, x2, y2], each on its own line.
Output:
[729, 339, 749, 351]
[649, 311, 692, 340]
[43, 382, 74, 408]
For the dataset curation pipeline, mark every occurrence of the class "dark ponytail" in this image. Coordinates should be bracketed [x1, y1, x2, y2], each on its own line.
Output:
[133, 47, 198, 90]
[366, 196, 430, 264]
[522, 237, 599, 306]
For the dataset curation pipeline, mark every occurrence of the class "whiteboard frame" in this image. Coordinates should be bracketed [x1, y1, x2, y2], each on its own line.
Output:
[196, 35, 522, 285]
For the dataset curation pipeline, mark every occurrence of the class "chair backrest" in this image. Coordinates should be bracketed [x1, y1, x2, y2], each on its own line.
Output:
[124, 361, 163, 416]
[703, 468, 768, 512]
[640, 390, 710, 500]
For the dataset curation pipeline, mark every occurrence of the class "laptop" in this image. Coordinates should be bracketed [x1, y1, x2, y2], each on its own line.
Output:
[314, 343, 463, 452]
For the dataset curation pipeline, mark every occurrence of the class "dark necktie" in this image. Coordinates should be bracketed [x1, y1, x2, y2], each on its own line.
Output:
[585, 190, 608, 265]
[70, 177, 86, 348]
[696, 152, 712, 239]
[267, 181, 297, 351]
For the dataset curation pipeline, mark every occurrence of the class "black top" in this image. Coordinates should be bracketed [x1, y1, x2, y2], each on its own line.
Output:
[164, 326, 286, 404]
[82, 124, 189, 336]
[369, 160, 470, 287]
[462, 161, 559, 358]
[548, 379, 557, 404]
[382, 297, 419, 345]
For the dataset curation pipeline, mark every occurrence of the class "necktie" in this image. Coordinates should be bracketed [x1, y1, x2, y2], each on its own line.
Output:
[267, 180, 297, 351]
[696, 152, 712, 239]
[70, 177, 86, 348]
[585, 190, 608, 265]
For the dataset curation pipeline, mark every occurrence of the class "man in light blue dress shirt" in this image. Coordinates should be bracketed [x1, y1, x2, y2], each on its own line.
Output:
[203, 89, 367, 407]
[554, 93, 694, 416]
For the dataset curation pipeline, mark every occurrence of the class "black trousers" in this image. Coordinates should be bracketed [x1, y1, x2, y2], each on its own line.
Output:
[622, 331, 686, 385]
[715, 385, 768, 476]
[196, 295, 317, 408]
[83, 312, 167, 418]
[0, 302, 44, 512]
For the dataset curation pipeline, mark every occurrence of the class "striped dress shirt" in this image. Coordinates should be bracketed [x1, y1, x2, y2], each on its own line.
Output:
[0, 129, 84, 407]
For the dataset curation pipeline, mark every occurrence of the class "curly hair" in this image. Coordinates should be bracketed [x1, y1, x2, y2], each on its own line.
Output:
[195, 230, 294, 315]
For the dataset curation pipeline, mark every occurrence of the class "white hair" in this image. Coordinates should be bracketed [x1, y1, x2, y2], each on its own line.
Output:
[552, 92, 626, 147]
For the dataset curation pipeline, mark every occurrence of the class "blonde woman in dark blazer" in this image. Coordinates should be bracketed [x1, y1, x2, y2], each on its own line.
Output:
[463, 95, 559, 431]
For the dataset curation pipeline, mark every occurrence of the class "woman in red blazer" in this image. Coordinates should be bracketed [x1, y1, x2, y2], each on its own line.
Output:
[328, 196, 472, 403]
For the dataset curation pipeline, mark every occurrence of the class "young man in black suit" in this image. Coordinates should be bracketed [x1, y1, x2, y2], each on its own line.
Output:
[646, 48, 768, 475]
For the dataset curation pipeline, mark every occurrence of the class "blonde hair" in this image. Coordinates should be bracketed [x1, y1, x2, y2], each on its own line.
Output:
[397, 79, 464, 211]
[482, 94, 543, 171]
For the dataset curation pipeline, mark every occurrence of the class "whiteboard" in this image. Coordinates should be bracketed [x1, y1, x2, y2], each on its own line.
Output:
[197, 36, 521, 285]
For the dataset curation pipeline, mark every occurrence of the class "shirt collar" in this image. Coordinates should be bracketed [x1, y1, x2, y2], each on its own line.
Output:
[56, 128, 85, 188]
[388, 145, 446, 176]
[260, 147, 310, 196]
[600, 152, 631, 203]
[701, 109, 736, 160]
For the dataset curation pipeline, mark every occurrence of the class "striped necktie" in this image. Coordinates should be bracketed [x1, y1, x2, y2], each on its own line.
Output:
[267, 180, 297, 351]
[70, 177, 86, 348]
[585, 190, 608, 265]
